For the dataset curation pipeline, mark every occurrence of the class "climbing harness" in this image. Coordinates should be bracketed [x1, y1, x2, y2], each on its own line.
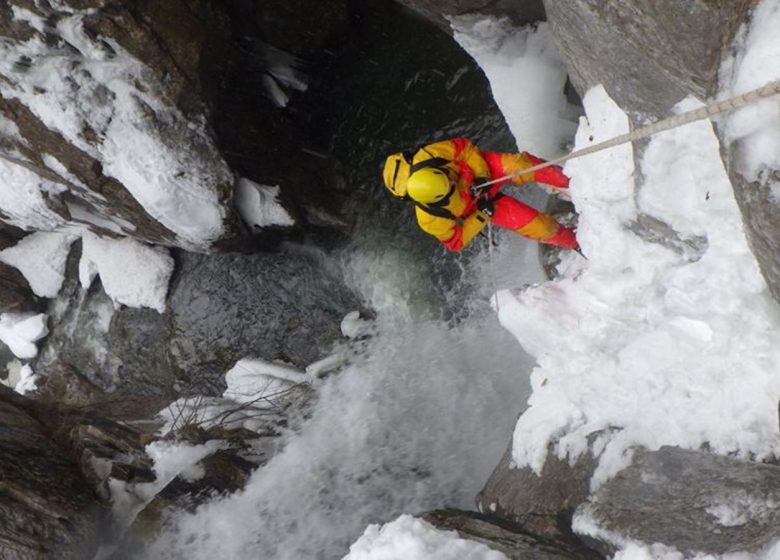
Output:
[474, 78, 780, 191]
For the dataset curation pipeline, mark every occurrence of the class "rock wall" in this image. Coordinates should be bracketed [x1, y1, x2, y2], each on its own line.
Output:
[542, 0, 755, 120]
[0, 386, 104, 559]
[0, 0, 238, 250]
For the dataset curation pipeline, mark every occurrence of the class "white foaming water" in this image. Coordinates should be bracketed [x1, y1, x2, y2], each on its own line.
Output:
[145, 309, 534, 559]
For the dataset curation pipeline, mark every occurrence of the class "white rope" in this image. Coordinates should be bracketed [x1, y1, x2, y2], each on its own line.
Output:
[476, 78, 780, 189]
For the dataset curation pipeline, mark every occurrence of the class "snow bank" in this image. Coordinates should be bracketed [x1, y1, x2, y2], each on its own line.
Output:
[501, 82, 780, 486]
[452, 17, 577, 158]
[0, 4, 231, 248]
[494, 4, 780, 490]
[235, 179, 295, 229]
[0, 313, 48, 359]
[80, 232, 174, 313]
[343, 515, 507, 560]
[0, 231, 77, 297]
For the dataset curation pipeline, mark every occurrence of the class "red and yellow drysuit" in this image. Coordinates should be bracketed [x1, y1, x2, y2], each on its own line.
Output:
[407, 137, 577, 251]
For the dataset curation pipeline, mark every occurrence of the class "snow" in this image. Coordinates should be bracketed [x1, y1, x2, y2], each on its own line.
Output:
[235, 179, 295, 228]
[223, 358, 309, 406]
[14, 363, 40, 395]
[342, 515, 507, 560]
[260, 43, 308, 108]
[0, 231, 77, 297]
[109, 439, 226, 532]
[80, 231, 174, 313]
[0, 158, 68, 231]
[158, 358, 309, 434]
[452, 17, 578, 159]
[1, 3, 231, 248]
[500, 83, 780, 486]
[720, 0, 780, 180]
[492, 1, 780, 494]
[340, 310, 374, 339]
[0, 312, 48, 359]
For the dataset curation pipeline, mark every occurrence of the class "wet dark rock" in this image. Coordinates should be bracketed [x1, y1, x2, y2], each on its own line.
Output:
[0, 387, 105, 559]
[35, 364, 170, 423]
[478, 442, 597, 541]
[543, 0, 754, 120]
[168, 248, 360, 393]
[253, 0, 350, 58]
[422, 509, 603, 560]
[577, 447, 780, 556]
[36, 240, 178, 396]
[0, 261, 38, 313]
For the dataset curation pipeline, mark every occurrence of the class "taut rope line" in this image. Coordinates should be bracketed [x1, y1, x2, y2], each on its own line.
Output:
[476, 78, 780, 190]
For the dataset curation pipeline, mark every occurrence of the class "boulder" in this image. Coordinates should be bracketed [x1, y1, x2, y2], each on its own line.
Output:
[0, 387, 104, 559]
[542, 0, 754, 119]
[167, 249, 360, 393]
[575, 447, 780, 556]
[422, 509, 602, 560]
[37, 240, 360, 396]
[478, 443, 598, 541]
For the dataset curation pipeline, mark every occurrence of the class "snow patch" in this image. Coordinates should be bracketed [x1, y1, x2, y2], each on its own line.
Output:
[109, 439, 226, 532]
[235, 179, 295, 228]
[14, 363, 40, 395]
[0, 231, 77, 297]
[343, 515, 508, 560]
[80, 232, 173, 312]
[0, 312, 48, 359]
[223, 358, 309, 406]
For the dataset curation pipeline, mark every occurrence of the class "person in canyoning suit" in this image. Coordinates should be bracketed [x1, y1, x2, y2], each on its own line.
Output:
[382, 137, 578, 251]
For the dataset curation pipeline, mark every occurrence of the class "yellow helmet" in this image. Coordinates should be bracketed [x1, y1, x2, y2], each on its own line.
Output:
[406, 167, 453, 204]
[382, 152, 412, 197]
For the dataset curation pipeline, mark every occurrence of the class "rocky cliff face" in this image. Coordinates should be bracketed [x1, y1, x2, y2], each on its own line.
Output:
[0, 0, 238, 249]
[0, 386, 105, 559]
